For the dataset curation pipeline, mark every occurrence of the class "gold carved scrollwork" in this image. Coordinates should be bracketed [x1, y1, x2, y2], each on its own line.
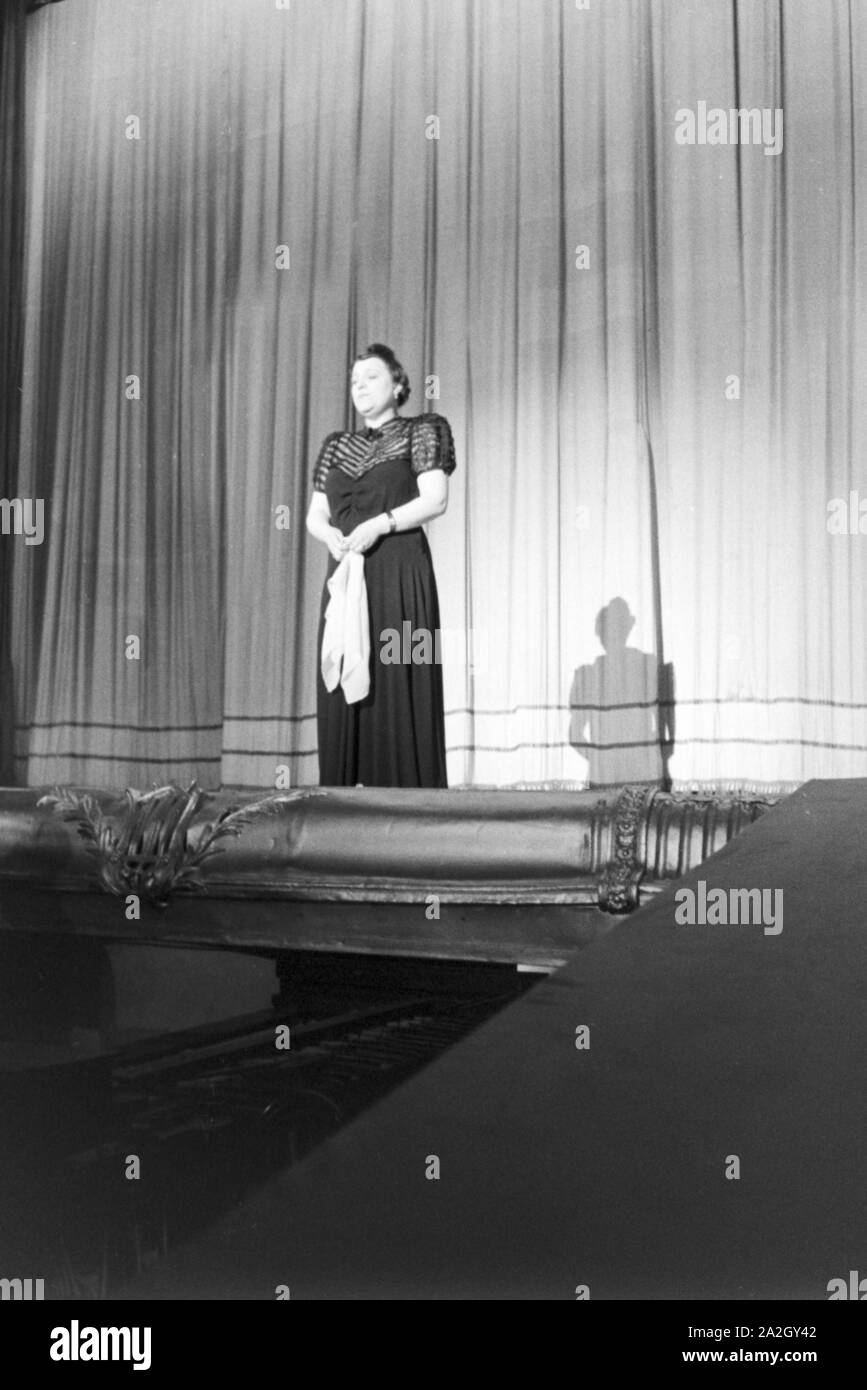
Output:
[37, 782, 324, 908]
[597, 784, 659, 913]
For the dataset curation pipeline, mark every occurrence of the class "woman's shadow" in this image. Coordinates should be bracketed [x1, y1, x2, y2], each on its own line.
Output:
[569, 597, 675, 788]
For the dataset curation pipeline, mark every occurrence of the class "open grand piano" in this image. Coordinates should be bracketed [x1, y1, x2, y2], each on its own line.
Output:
[2, 780, 788, 1297]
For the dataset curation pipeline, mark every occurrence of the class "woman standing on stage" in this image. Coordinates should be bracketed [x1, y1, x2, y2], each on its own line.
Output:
[305, 344, 456, 787]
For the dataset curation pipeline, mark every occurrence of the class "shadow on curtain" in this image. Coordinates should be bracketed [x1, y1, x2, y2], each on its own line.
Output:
[569, 597, 675, 789]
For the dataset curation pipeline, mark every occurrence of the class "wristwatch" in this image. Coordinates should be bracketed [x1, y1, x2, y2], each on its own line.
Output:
[386, 511, 397, 533]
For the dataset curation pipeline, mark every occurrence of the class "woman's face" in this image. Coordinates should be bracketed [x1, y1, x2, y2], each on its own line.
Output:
[350, 356, 396, 419]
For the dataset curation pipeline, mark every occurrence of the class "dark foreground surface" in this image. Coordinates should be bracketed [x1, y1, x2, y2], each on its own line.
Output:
[0, 948, 533, 1297]
[110, 778, 867, 1300]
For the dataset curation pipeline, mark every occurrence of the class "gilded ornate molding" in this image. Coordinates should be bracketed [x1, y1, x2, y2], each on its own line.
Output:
[596, 784, 774, 913]
[596, 784, 658, 912]
[0, 783, 777, 916]
[37, 782, 324, 908]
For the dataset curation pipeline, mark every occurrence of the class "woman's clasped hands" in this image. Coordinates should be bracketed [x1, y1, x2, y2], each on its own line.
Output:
[339, 515, 390, 555]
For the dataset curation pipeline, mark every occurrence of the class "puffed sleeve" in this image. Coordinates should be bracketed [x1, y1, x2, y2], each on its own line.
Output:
[410, 413, 457, 477]
[311, 432, 340, 492]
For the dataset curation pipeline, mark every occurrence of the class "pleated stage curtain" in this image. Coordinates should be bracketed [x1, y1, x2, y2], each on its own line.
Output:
[0, 0, 28, 786]
[5, 0, 867, 792]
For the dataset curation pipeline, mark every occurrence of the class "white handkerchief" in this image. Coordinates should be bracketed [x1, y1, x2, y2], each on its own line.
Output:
[321, 551, 371, 704]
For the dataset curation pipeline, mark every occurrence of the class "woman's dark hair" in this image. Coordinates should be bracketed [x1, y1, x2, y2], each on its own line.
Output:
[351, 343, 411, 407]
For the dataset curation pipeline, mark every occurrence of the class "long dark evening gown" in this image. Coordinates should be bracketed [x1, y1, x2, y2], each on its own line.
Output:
[312, 412, 456, 788]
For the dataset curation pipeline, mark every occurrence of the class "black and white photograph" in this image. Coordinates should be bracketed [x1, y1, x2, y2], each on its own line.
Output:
[1, 0, 866, 1349]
